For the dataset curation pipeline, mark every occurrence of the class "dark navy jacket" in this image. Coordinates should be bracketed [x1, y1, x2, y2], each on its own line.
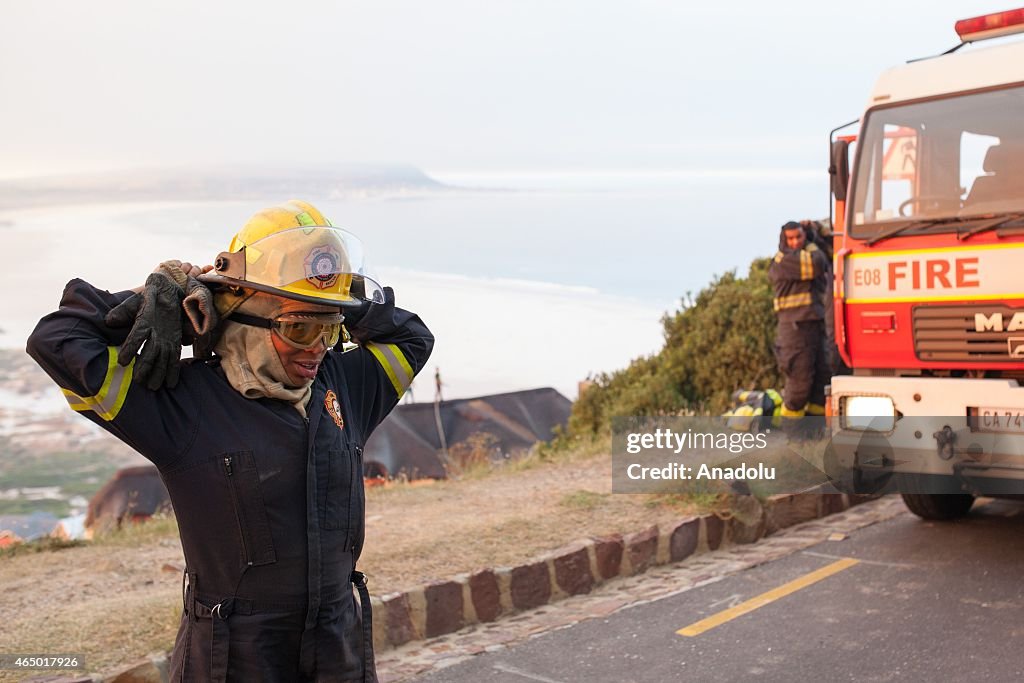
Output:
[27, 280, 433, 682]
[768, 240, 829, 324]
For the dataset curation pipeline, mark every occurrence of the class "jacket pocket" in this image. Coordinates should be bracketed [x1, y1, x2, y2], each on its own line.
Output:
[222, 450, 277, 566]
[324, 446, 359, 532]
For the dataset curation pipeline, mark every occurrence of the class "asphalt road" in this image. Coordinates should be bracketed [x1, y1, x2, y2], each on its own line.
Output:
[411, 499, 1024, 682]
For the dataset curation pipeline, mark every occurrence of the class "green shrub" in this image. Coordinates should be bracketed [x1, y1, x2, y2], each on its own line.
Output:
[561, 258, 780, 441]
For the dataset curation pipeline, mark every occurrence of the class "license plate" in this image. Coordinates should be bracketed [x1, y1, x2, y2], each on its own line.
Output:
[969, 407, 1024, 433]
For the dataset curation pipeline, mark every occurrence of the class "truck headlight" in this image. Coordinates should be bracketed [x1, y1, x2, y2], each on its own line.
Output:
[842, 396, 896, 432]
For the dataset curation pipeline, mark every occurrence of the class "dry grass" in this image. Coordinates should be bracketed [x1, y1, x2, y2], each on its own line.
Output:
[0, 444, 717, 678]
[360, 446, 717, 594]
[0, 534, 184, 681]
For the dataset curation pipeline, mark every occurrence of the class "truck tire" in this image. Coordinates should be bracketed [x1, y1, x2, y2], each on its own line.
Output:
[900, 492, 975, 520]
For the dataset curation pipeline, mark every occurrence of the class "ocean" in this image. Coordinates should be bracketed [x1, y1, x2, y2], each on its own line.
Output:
[1, 170, 822, 402]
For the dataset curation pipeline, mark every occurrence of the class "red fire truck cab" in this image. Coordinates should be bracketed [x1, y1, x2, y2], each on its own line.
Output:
[828, 9, 1024, 518]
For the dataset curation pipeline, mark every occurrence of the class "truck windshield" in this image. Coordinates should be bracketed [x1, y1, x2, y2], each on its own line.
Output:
[849, 85, 1024, 239]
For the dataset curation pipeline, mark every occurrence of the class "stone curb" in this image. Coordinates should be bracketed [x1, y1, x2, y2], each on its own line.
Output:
[65, 490, 868, 682]
[373, 489, 867, 653]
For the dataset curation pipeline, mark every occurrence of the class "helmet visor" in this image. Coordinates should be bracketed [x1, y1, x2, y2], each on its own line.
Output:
[229, 226, 384, 305]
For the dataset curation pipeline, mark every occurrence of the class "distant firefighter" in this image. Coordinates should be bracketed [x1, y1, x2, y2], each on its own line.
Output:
[768, 220, 831, 424]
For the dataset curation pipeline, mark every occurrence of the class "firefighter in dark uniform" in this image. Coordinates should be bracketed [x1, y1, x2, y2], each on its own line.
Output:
[799, 218, 848, 377]
[27, 200, 433, 682]
[768, 220, 830, 424]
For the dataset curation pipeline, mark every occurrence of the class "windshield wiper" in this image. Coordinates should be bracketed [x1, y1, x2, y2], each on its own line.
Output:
[957, 213, 1024, 241]
[864, 216, 967, 246]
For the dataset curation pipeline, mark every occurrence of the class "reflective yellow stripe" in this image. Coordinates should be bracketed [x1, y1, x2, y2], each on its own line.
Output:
[847, 242, 1024, 258]
[367, 343, 414, 397]
[800, 250, 812, 280]
[769, 389, 784, 427]
[773, 252, 784, 263]
[806, 403, 826, 416]
[61, 347, 134, 421]
[773, 292, 812, 311]
[780, 403, 805, 418]
[847, 291, 1024, 304]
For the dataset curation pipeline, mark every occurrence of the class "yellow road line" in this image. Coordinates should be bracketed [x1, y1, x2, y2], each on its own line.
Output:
[676, 557, 860, 637]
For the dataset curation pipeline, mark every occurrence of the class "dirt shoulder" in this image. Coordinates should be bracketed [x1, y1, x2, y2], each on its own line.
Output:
[0, 450, 709, 677]
[362, 450, 709, 593]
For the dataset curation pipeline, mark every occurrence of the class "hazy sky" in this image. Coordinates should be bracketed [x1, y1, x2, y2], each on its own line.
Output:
[1, 1, 1011, 179]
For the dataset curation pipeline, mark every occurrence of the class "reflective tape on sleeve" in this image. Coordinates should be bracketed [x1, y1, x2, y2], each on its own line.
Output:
[366, 342, 414, 397]
[800, 250, 812, 280]
[61, 347, 134, 421]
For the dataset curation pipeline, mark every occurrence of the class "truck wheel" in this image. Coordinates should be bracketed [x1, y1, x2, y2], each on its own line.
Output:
[900, 492, 975, 520]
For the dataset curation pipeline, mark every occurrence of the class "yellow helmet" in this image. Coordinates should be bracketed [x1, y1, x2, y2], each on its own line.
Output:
[201, 200, 384, 307]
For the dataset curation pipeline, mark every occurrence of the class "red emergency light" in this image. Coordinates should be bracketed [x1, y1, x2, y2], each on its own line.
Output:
[956, 8, 1024, 42]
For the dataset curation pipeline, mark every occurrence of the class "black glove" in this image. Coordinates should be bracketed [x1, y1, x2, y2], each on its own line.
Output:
[342, 287, 390, 345]
[105, 271, 186, 390]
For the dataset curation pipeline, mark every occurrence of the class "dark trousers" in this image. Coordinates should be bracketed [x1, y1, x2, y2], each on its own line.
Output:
[774, 319, 829, 413]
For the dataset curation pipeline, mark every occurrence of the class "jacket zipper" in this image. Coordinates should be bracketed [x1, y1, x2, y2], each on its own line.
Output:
[223, 455, 252, 566]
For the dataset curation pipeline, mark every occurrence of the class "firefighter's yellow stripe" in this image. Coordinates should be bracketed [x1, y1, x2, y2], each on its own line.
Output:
[367, 343, 414, 397]
[806, 403, 826, 416]
[773, 292, 812, 311]
[800, 250, 812, 280]
[61, 347, 134, 421]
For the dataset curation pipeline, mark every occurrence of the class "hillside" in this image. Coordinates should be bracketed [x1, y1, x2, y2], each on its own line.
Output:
[0, 164, 451, 211]
[0, 350, 144, 518]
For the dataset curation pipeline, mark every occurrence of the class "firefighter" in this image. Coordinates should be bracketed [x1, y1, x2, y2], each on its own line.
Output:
[799, 218, 848, 376]
[768, 220, 830, 426]
[27, 200, 433, 682]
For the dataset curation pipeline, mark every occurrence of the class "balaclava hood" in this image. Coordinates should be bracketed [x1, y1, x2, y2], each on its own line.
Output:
[213, 290, 313, 417]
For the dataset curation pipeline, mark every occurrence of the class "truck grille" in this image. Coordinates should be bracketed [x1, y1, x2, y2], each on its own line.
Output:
[913, 305, 1024, 362]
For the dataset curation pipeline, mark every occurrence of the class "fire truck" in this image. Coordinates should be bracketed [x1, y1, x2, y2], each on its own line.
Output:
[827, 8, 1024, 519]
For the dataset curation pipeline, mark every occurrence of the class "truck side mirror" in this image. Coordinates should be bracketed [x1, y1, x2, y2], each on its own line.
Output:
[830, 140, 850, 202]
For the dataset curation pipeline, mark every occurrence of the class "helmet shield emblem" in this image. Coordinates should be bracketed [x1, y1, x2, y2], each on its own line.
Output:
[305, 245, 342, 290]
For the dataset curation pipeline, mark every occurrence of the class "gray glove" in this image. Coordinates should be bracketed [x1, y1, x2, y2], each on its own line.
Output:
[182, 276, 220, 359]
[105, 271, 186, 390]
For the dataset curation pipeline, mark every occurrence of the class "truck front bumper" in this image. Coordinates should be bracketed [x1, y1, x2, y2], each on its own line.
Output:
[829, 375, 1024, 495]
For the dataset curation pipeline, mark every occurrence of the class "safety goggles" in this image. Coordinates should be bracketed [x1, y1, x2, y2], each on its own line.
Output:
[228, 312, 345, 350]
